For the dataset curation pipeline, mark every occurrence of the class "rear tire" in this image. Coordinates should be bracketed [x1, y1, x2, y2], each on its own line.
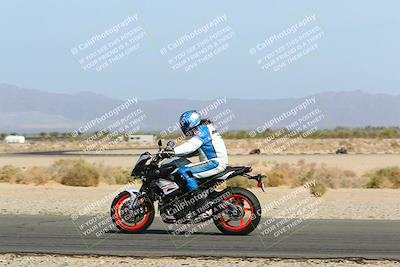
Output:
[213, 187, 261, 235]
[111, 191, 154, 233]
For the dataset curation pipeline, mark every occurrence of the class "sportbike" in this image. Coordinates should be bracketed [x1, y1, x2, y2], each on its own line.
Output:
[111, 140, 265, 235]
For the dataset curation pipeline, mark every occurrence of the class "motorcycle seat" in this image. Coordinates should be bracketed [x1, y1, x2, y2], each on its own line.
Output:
[205, 166, 252, 180]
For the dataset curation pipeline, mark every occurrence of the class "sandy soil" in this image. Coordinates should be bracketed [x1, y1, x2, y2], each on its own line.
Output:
[0, 183, 399, 220]
[224, 138, 400, 155]
[1, 154, 399, 176]
[229, 154, 400, 176]
[0, 141, 151, 154]
[0, 254, 399, 267]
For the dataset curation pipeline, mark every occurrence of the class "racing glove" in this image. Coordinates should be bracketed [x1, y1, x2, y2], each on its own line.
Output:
[160, 147, 175, 159]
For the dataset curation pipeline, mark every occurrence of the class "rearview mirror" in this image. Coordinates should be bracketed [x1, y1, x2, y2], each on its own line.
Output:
[157, 139, 162, 149]
[167, 140, 175, 148]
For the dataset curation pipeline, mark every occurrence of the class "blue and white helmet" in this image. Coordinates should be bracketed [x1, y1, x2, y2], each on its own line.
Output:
[179, 110, 201, 136]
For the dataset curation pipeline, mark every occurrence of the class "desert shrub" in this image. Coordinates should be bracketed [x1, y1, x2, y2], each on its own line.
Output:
[1, 159, 131, 187]
[266, 162, 303, 185]
[366, 167, 400, 189]
[22, 166, 51, 185]
[50, 159, 99, 187]
[263, 160, 357, 190]
[309, 180, 327, 197]
[48, 159, 76, 183]
[61, 161, 99, 186]
[226, 176, 257, 188]
[297, 164, 355, 188]
[97, 164, 131, 184]
[264, 171, 286, 187]
[113, 168, 132, 184]
[0, 165, 23, 183]
[390, 141, 400, 149]
[231, 159, 359, 190]
[366, 176, 382, 188]
[96, 164, 115, 184]
[312, 165, 355, 188]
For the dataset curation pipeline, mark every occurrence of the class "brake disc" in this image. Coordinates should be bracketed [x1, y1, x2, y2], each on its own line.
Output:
[121, 203, 146, 223]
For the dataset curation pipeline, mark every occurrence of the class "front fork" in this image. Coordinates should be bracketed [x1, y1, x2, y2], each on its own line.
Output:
[125, 188, 151, 212]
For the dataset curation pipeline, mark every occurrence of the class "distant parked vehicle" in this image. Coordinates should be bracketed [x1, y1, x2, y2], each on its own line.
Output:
[249, 148, 261, 155]
[128, 134, 154, 143]
[4, 135, 25, 143]
[336, 147, 348, 154]
[115, 136, 124, 143]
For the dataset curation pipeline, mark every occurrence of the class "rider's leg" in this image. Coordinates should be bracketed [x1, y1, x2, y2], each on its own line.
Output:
[175, 166, 195, 191]
[176, 160, 225, 191]
[191, 160, 226, 181]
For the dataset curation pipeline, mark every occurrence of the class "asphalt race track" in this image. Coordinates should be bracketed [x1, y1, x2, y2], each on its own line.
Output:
[0, 215, 399, 259]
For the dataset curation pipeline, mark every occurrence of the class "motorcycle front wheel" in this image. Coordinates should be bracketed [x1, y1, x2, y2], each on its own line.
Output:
[111, 191, 154, 233]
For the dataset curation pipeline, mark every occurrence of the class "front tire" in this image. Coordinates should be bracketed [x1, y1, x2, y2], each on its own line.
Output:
[111, 191, 154, 233]
[213, 187, 261, 235]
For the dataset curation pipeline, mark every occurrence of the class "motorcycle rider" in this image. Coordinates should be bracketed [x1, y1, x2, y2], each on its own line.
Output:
[166, 110, 228, 192]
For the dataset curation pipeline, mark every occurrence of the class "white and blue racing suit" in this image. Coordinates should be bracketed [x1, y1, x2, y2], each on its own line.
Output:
[174, 123, 228, 191]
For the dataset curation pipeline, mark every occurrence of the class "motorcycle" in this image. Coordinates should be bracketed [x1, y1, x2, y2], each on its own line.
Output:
[111, 140, 266, 235]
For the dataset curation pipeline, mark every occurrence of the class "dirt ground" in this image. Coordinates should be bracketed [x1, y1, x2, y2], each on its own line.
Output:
[1, 154, 399, 176]
[0, 254, 399, 267]
[1, 183, 399, 220]
[1, 142, 399, 220]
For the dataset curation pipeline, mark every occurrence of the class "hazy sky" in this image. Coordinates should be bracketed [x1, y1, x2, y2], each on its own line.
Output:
[0, 1, 399, 100]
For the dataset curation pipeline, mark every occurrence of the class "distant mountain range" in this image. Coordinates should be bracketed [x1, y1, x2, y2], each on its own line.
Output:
[0, 84, 399, 133]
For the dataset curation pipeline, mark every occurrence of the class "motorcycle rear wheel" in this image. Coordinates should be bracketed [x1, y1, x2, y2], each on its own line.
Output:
[213, 187, 261, 235]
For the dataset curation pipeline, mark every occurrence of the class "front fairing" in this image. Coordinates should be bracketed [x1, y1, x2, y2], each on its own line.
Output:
[131, 152, 152, 177]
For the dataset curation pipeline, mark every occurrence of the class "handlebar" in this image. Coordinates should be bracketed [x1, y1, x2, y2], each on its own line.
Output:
[152, 149, 174, 163]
